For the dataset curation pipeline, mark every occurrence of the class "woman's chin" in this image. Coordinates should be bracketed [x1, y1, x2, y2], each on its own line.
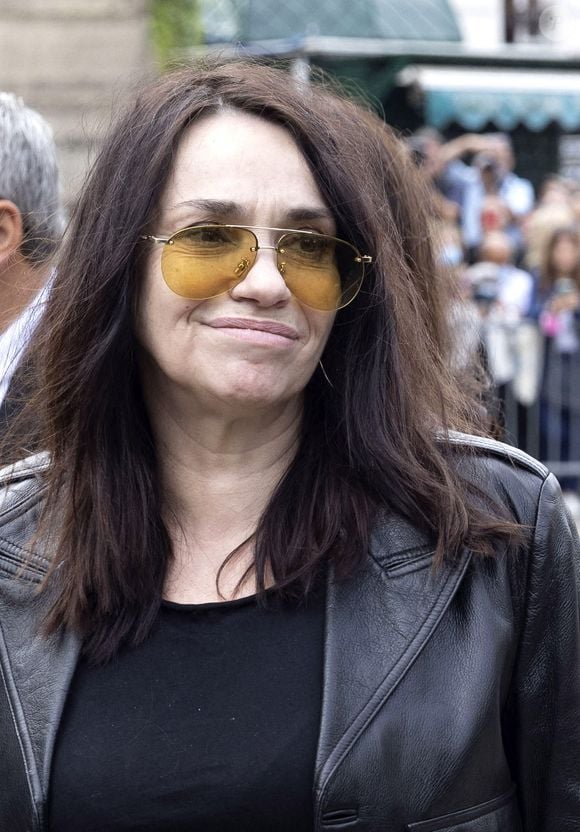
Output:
[187, 363, 305, 409]
[177, 372, 301, 415]
[208, 382, 298, 412]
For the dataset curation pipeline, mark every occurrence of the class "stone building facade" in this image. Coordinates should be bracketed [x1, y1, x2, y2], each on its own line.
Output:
[0, 0, 153, 203]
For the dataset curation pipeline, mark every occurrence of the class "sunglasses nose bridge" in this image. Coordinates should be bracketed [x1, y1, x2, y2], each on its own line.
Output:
[247, 240, 283, 273]
[250, 242, 279, 258]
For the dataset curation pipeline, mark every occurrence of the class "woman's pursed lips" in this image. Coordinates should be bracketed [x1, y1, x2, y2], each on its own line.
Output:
[205, 317, 300, 341]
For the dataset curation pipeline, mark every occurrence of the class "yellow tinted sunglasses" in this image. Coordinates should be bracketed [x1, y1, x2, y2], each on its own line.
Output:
[141, 224, 372, 312]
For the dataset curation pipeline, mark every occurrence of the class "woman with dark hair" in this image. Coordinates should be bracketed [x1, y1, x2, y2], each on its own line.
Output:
[531, 226, 580, 485]
[0, 62, 578, 832]
[534, 225, 580, 313]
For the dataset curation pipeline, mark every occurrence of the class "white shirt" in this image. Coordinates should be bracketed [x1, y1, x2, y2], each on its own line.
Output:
[0, 281, 49, 406]
[496, 264, 533, 318]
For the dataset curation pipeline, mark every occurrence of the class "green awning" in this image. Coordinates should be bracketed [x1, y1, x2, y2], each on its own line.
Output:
[404, 66, 580, 132]
[200, 0, 462, 45]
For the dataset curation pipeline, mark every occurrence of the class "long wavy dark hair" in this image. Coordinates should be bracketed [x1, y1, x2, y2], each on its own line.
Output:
[7, 61, 518, 662]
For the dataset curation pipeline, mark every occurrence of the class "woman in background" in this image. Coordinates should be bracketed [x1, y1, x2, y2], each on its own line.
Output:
[0, 61, 578, 832]
[532, 226, 580, 488]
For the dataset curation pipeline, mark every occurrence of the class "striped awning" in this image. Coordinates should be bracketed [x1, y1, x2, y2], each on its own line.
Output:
[401, 66, 580, 132]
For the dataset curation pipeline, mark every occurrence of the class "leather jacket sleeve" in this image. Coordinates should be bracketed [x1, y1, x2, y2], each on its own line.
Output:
[503, 472, 580, 828]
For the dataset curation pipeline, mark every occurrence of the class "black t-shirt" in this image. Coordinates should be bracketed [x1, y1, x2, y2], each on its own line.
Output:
[48, 585, 325, 831]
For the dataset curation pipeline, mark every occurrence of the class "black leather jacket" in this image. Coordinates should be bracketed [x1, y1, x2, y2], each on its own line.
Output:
[0, 435, 579, 831]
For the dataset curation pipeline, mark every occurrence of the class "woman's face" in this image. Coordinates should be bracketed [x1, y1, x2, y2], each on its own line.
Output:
[551, 234, 579, 276]
[136, 111, 337, 417]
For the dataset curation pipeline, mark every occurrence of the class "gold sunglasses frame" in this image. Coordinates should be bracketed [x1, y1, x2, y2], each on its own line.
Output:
[140, 224, 373, 311]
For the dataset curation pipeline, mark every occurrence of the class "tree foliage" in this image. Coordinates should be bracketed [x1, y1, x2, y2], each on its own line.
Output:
[151, 0, 203, 66]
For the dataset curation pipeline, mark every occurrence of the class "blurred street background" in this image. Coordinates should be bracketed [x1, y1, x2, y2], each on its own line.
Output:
[3, 0, 580, 515]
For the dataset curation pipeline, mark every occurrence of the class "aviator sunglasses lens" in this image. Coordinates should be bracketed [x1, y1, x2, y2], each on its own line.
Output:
[278, 232, 365, 311]
[160, 226, 257, 300]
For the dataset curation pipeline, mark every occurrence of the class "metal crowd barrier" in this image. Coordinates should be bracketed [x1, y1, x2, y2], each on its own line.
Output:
[501, 389, 580, 479]
[484, 321, 580, 483]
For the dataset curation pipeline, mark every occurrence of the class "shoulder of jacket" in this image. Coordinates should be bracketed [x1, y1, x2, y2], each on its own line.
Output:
[444, 430, 549, 481]
[0, 451, 51, 486]
[371, 433, 550, 560]
[0, 451, 50, 515]
[0, 452, 50, 579]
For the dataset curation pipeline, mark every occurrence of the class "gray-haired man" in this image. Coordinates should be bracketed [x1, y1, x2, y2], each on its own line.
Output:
[0, 92, 64, 409]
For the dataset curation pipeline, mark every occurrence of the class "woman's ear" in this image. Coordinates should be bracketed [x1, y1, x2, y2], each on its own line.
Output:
[0, 199, 24, 268]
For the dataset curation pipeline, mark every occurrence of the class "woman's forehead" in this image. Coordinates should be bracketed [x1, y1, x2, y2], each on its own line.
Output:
[172, 111, 308, 175]
[160, 111, 331, 225]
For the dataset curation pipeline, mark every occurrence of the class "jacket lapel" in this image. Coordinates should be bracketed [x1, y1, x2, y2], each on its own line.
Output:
[314, 513, 471, 801]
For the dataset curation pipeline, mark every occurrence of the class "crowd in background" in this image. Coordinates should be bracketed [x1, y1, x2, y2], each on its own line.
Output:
[409, 127, 580, 509]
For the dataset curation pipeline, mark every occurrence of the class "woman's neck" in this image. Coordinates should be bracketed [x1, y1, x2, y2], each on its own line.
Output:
[160, 403, 301, 525]
[147, 395, 302, 603]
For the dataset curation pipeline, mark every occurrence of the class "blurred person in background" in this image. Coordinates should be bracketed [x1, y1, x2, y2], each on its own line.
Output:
[570, 182, 580, 224]
[488, 134, 535, 221]
[408, 128, 498, 257]
[472, 153, 511, 237]
[530, 226, 580, 496]
[537, 174, 573, 208]
[524, 176, 576, 272]
[407, 128, 463, 224]
[469, 137, 534, 264]
[473, 231, 533, 320]
[433, 219, 480, 374]
[0, 92, 63, 426]
[465, 233, 539, 447]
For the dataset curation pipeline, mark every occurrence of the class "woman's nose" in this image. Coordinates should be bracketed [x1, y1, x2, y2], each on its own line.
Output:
[229, 246, 292, 307]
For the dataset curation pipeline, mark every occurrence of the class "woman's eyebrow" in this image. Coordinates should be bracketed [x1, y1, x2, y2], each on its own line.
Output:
[170, 198, 240, 216]
[284, 207, 335, 224]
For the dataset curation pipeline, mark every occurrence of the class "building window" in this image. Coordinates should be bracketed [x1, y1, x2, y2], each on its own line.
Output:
[504, 0, 555, 43]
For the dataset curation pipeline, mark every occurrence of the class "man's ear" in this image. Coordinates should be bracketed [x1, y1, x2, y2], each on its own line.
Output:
[0, 199, 24, 268]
